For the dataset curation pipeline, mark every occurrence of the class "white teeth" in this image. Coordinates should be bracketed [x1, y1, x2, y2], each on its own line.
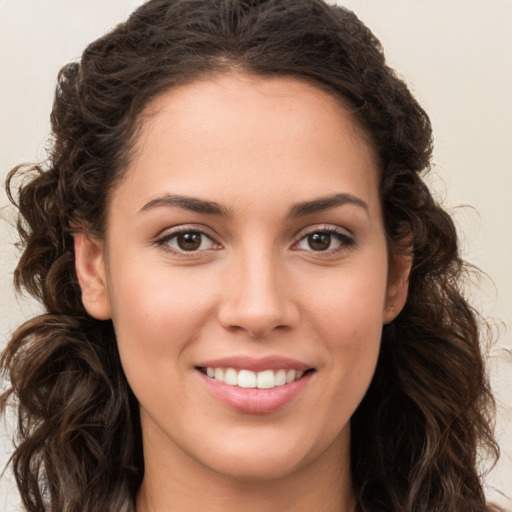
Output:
[275, 369, 287, 386]
[238, 369, 256, 388]
[224, 368, 238, 386]
[204, 367, 307, 389]
[214, 368, 224, 381]
[256, 369, 275, 389]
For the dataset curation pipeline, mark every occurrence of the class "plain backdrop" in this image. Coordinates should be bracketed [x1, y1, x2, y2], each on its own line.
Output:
[1, 1, 511, 510]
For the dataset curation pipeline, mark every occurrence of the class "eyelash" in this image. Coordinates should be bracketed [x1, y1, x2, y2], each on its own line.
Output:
[292, 226, 356, 254]
[155, 227, 220, 255]
[155, 225, 356, 256]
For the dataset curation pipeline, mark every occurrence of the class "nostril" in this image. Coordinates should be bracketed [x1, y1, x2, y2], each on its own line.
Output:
[216, 267, 300, 337]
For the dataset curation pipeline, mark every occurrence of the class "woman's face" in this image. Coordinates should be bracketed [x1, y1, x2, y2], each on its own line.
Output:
[76, 74, 409, 483]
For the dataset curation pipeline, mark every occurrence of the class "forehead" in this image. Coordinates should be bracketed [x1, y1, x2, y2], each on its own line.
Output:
[114, 73, 380, 214]
[136, 73, 375, 161]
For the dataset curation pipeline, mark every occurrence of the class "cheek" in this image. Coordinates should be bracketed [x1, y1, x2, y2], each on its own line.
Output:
[107, 266, 222, 426]
[318, 300, 383, 438]
[106, 259, 217, 378]
[304, 259, 389, 339]
[300, 261, 387, 394]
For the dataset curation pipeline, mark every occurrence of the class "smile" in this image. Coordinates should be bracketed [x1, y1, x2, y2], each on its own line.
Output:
[196, 356, 315, 413]
[200, 367, 306, 389]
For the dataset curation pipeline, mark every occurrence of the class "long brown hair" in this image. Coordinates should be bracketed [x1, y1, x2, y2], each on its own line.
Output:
[1, 1, 500, 511]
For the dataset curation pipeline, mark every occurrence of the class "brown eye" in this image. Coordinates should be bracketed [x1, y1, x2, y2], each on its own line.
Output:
[295, 228, 354, 253]
[160, 230, 218, 253]
[307, 232, 332, 251]
[176, 232, 203, 251]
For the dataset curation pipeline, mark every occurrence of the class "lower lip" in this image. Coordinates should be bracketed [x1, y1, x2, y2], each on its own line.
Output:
[198, 370, 313, 414]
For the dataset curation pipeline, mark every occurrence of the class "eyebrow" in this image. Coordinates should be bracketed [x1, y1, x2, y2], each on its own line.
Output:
[288, 193, 369, 218]
[138, 192, 369, 218]
[139, 194, 231, 216]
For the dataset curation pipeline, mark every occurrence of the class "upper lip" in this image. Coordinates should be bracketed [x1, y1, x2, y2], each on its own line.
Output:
[196, 356, 313, 372]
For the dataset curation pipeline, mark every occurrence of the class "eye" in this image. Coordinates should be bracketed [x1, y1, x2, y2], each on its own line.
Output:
[294, 228, 354, 253]
[157, 229, 219, 253]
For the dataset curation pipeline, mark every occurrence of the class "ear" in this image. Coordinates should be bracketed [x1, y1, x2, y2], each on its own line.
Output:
[383, 249, 412, 324]
[73, 232, 112, 320]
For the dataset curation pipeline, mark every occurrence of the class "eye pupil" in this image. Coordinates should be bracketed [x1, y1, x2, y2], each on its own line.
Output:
[308, 232, 331, 251]
[177, 232, 202, 251]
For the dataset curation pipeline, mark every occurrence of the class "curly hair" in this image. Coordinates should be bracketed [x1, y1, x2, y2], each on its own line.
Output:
[1, 1, 500, 511]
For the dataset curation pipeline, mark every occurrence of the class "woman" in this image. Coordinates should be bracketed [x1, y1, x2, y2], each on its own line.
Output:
[0, 0, 501, 511]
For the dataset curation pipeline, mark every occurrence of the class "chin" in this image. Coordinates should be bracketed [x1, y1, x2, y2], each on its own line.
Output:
[193, 425, 345, 483]
[208, 450, 308, 482]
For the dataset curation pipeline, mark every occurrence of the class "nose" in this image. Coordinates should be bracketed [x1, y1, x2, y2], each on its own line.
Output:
[217, 249, 299, 338]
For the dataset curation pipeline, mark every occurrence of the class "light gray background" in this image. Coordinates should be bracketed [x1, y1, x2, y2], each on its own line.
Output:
[1, 1, 510, 509]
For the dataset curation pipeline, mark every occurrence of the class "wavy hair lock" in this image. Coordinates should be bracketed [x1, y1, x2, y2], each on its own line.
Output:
[2, 1, 499, 511]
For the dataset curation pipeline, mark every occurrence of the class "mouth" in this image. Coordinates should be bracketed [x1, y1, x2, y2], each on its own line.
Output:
[195, 356, 316, 413]
[197, 366, 314, 389]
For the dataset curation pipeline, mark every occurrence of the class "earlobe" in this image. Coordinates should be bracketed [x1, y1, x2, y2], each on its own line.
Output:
[73, 232, 112, 320]
[383, 250, 412, 324]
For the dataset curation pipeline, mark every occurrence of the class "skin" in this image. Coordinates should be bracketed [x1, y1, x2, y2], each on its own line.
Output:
[74, 73, 410, 512]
